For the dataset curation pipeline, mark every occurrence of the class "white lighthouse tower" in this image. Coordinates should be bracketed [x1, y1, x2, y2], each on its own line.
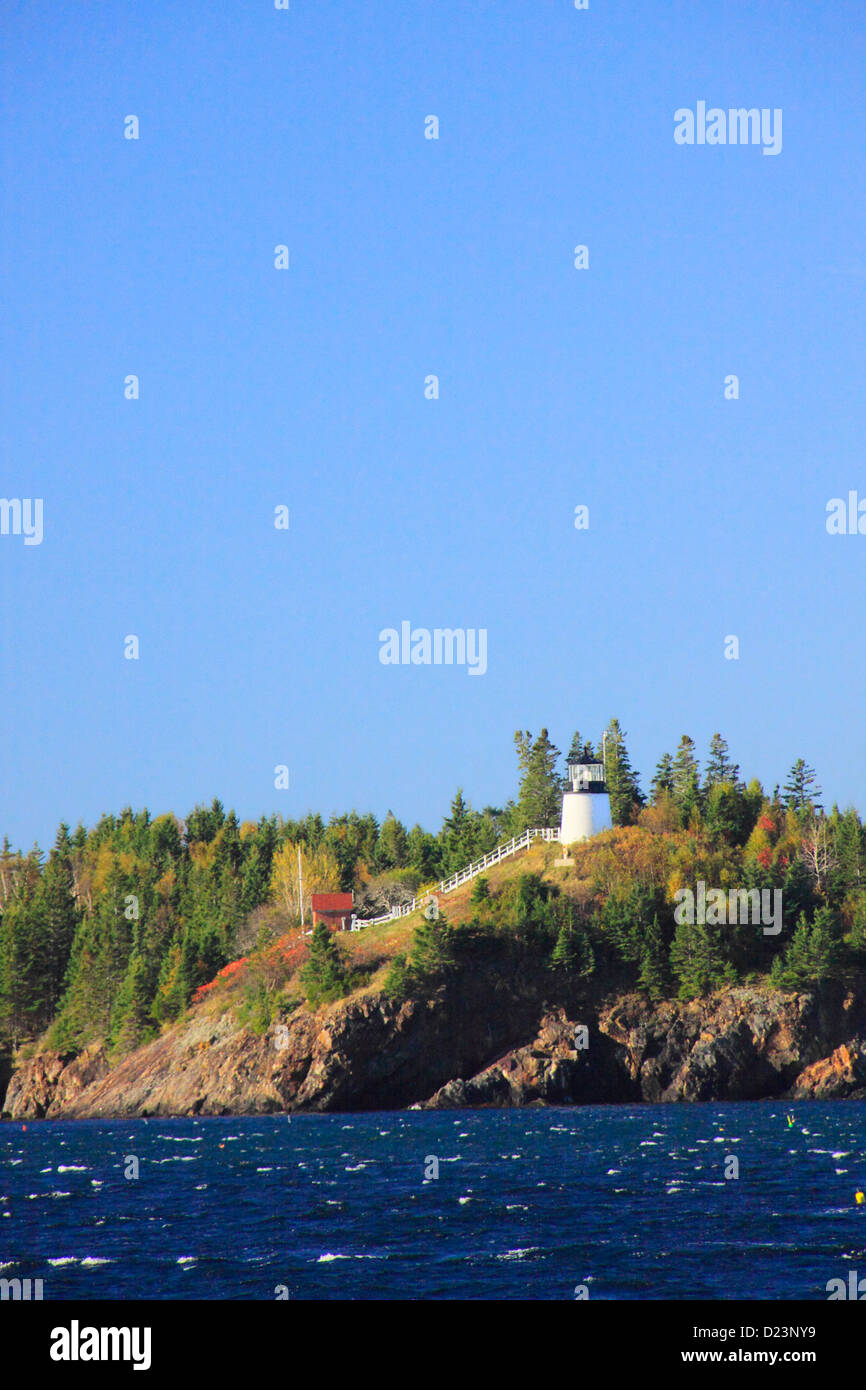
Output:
[559, 738, 613, 845]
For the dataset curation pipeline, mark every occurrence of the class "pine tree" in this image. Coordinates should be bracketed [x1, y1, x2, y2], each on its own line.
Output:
[770, 910, 839, 990]
[671, 736, 701, 824]
[55, 863, 134, 1041]
[383, 951, 413, 1001]
[254, 815, 279, 884]
[38, 840, 81, 1018]
[407, 911, 455, 979]
[240, 846, 269, 915]
[111, 951, 155, 1053]
[185, 798, 226, 845]
[850, 896, 866, 957]
[406, 824, 441, 880]
[704, 782, 755, 847]
[441, 790, 480, 874]
[213, 811, 242, 874]
[299, 921, 350, 1008]
[704, 734, 740, 789]
[601, 718, 644, 826]
[566, 730, 583, 764]
[513, 729, 562, 831]
[475, 808, 501, 857]
[783, 759, 821, 815]
[0, 845, 75, 1040]
[670, 916, 726, 1000]
[597, 885, 656, 967]
[828, 808, 864, 900]
[151, 942, 190, 1025]
[637, 914, 668, 1000]
[565, 730, 595, 770]
[551, 918, 595, 977]
[0, 893, 38, 1046]
[650, 752, 674, 802]
[470, 876, 491, 906]
[376, 812, 409, 870]
[48, 913, 107, 1050]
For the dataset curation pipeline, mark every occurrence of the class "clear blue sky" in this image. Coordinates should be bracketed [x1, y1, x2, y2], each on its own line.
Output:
[2, 0, 865, 850]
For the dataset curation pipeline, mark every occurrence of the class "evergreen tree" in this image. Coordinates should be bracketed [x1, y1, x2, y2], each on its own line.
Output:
[149, 814, 183, 872]
[48, 912, 109, 1052]
[566, 730, 583, 764]
[406, 824, 441, 880]
[254, 815, 279, 884]
[0, 835, 20, 908]
[470, 876, 491, 906]
[670, 916, 727, 1001]
[650, 752, 675, 802]
[513, 729, 562, 831]
[407, 911, 456, 979]
[550, 918, 595, 977]
[214, 811, 243, 874]
[474, 808, 500, 858]
[783, 759, 821, 815]
[323, 811, 380, 890]
[508, 874, 558, 948]
[597, 885, 658, 968]
[827, 807, 864, 903]
[849, 896, 866, 957]
[217, 863, 245, 945]
[601, 718, 644, 826]
[376, 812, 409, 870]
[111, 951, 155, 1053]
[781, 856, 818, 932]
[383, 951, 413, 1001]
[151, 942, 190, 1025]
[185, 798, 225, 845]
[441, 790, 479, 874]
[704, 734, 740, 789]
[299, 921, 349, 1008]
[37, 840, 81, 1019]
[671, 736, 701, 824]
[770, 910, 839, 990]
[637, 914, 669, 1000]
[239, 846, 269, 915]
[0, 883, 41, 1045]
[704, 782, 755, 847]
[565, 730, 596, 769]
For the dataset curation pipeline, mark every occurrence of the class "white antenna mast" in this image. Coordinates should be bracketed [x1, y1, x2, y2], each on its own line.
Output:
[297, 842, 304, 929]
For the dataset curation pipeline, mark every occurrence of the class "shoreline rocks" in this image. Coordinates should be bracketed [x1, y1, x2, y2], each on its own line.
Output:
[3, 980, 866, 1119]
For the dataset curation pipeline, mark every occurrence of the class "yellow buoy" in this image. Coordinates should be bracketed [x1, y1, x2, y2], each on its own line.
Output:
[855, 1191, 865, 1205]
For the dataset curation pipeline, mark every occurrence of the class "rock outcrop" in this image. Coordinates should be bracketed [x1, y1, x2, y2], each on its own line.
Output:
[424, 1009, 636, 1107]
[789, 1038, 866, 1100]
[4, 978, 866, 1119]
[599, 988, 825, 1103]
[3, 1043, 109, 1119]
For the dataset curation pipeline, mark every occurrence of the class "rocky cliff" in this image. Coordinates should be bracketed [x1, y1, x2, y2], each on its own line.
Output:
[4, 973, 866, 1120]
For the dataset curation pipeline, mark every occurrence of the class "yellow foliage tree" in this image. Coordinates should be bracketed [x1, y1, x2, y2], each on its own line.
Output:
[270, 841, 341, 923]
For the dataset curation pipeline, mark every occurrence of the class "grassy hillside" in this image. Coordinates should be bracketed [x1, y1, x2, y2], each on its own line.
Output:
[186, 811, 866, 1038]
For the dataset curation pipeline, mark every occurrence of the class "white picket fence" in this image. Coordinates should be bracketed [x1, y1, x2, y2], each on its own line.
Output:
[354, 826, 560, 929]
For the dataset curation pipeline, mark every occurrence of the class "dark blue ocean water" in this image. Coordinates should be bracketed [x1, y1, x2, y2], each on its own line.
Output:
[2, 1103, 865, 1300]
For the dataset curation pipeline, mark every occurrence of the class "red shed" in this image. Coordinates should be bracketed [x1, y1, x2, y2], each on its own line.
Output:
[311, 892, 354, 932]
